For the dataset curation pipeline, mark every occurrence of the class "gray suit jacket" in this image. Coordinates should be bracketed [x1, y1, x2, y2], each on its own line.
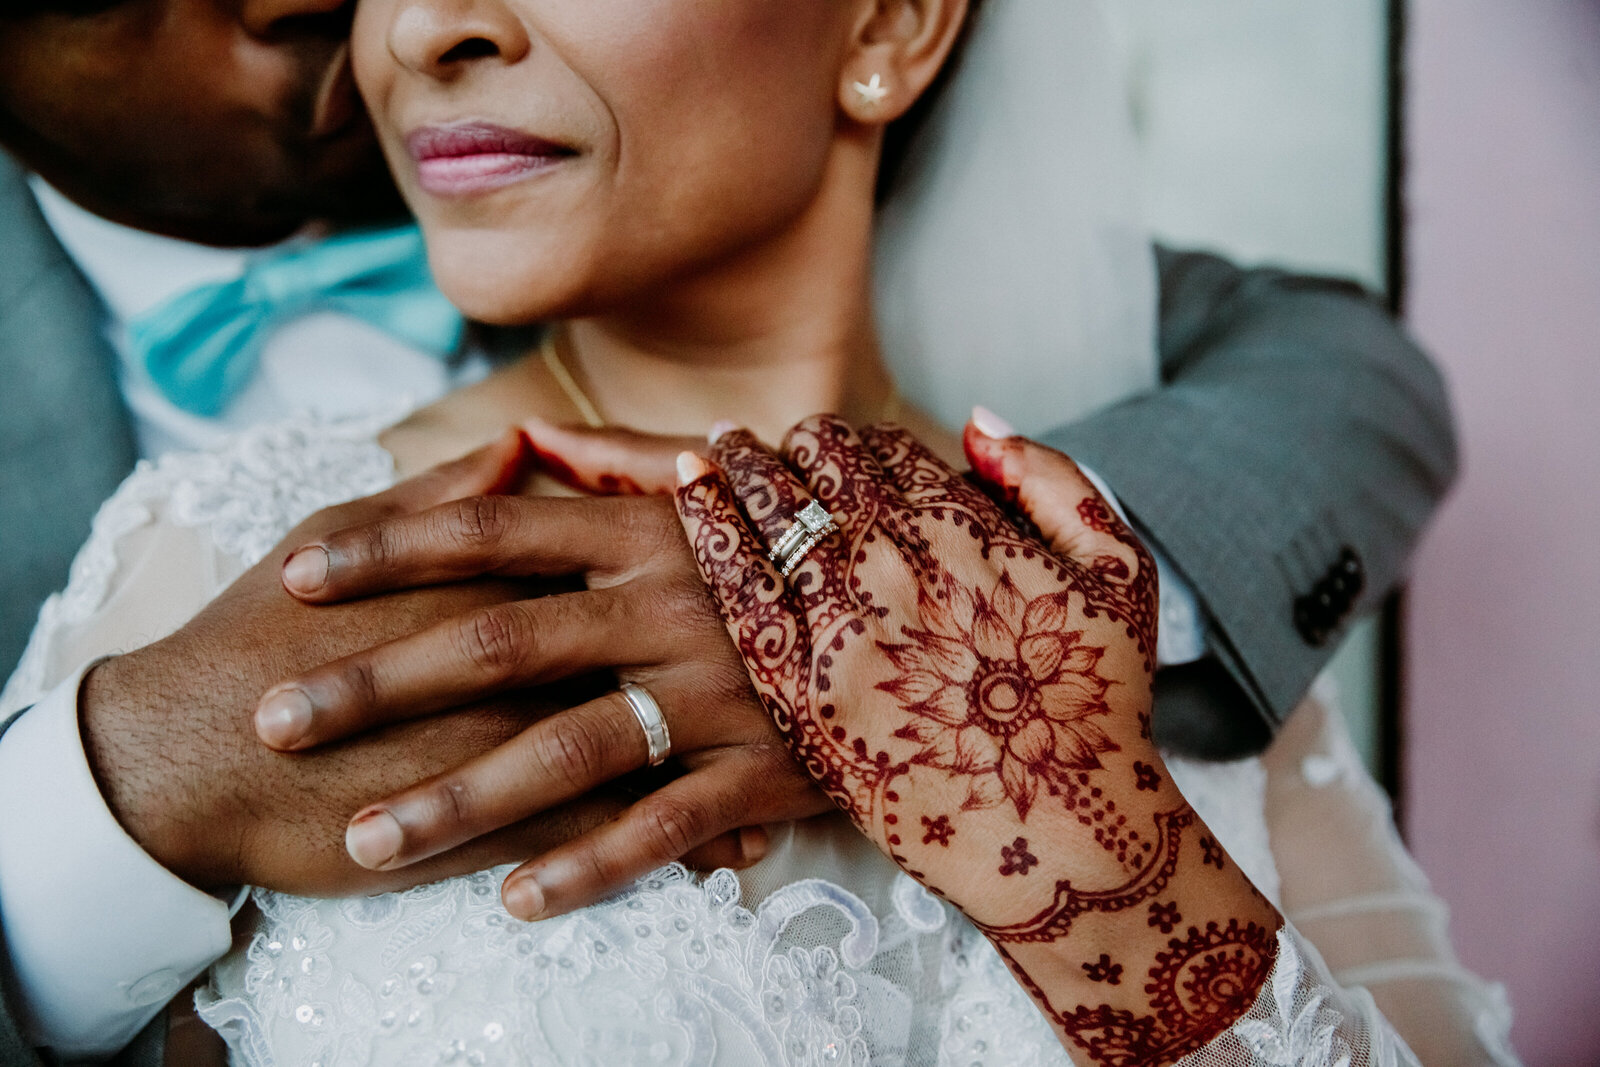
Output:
[0, 150, 1456, 1064]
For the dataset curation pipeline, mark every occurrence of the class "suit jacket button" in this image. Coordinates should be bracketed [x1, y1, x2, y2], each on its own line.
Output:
[1340, 547, 1365, 580]
[1294, 597, 1331, 646]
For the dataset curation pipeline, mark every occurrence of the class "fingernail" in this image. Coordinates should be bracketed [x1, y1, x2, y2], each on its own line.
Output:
[676, 451, 708, 486]
[282, 546, 329, 594]
[255, 688, 314, 749]
[971, 406, 1017, 440]
[739, 825, 770, 864]
[345, 810, 404, 869]
[708, 420, 740, 444]
[503, 877, 546, 921]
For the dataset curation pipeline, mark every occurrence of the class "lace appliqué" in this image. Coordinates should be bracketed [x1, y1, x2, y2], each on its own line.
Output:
[199, 865, 933, 1066]
[0, 413, 397, 712]
[937, 920, 1420, 1067]
[199, 861, 1419, 1067]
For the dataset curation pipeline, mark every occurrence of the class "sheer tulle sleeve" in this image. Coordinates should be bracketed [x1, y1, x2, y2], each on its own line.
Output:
[1254, 694, 1520, 1067]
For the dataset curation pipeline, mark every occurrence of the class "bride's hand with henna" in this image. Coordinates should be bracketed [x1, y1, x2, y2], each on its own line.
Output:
[673, 413, 1283, 1066]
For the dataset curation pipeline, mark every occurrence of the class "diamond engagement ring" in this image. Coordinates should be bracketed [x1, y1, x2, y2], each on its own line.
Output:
[769, 500, 839, 577]
[620, 682, 672, 766]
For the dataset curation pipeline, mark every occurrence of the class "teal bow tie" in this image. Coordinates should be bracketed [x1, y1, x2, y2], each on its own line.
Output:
[128, 224, 465, 417]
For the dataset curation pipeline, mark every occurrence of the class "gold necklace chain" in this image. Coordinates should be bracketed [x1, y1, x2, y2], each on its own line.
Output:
[539, 331, 605, 428]
[539, 328, 903, 429]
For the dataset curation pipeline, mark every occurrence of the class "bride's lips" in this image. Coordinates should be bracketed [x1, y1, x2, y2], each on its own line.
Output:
[406, 123, 576, 196]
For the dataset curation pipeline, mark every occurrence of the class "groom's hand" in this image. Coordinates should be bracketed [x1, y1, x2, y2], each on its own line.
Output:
[75, 433, 637, 897]
[261, 423, 834, 917]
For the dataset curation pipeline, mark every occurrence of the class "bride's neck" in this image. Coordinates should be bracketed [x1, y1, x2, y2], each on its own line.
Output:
[543, 153, 893, 444]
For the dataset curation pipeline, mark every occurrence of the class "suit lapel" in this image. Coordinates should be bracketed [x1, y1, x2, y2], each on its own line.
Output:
[0, 153, 138, 676]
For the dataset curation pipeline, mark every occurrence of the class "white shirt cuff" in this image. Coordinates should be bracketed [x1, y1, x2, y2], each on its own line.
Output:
[0, 662, 235, 1058]
[1076, 464, 1209, 668]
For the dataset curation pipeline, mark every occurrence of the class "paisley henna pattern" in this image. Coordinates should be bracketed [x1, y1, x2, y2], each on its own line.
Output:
[676, 417, 1281, 1066]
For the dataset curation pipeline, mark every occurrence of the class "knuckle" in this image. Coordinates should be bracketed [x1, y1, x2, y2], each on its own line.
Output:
[704, 657, 760, 706]
[450, 495, 515, 552]
[612, 497, 678, 560]
[458, 604, 535, 678]
[422, 776, 475, 832]
[638, 798, 704, 861]
[317, 520, 382, 575]
[335, 657, 381, 710]
[533, 714, 609, 793]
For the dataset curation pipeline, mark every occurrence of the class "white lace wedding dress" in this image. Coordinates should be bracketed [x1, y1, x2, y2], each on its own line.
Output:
[1, 417, 1518, 1066]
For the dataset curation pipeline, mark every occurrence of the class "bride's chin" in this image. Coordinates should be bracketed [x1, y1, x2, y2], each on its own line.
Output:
[429, 253, 588, 327]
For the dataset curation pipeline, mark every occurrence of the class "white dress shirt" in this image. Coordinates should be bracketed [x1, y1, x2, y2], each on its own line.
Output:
[0, 182, 1207, 1057]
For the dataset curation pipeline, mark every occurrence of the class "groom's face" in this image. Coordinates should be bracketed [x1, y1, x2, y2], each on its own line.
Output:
[0, 0, 403, 245]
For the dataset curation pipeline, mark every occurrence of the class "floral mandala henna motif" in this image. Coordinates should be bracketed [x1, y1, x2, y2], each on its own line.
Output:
[1145, 919, 1278, 1039]
[877, 571, 1119, 821]
[1035, 919, 1278, 1066]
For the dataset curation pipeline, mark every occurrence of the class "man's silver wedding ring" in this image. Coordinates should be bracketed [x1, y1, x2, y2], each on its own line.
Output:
[620, 682, 672, 766]
[768, 500, 839, 577]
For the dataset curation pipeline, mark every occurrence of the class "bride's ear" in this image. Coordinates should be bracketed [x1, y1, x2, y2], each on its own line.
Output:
[839, 0, 970, 125]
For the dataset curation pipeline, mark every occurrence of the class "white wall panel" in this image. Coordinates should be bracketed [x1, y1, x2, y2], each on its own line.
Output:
[1104, 1, 1394, 767]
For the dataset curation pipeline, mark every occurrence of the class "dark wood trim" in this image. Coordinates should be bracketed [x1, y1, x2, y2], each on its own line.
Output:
[1380, 0, 1411, 817]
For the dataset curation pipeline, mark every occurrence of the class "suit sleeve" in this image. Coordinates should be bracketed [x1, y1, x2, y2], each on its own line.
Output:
[1039, 246, 1458, 758]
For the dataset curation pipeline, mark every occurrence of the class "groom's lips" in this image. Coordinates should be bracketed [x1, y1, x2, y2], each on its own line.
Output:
[406, 123, 576, 196]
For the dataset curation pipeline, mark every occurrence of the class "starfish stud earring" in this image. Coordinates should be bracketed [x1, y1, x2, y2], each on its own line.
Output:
[852, 73, 890, 108]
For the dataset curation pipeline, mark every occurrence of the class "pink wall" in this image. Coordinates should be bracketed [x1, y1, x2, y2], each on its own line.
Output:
[1404, 1, 1600, 1062]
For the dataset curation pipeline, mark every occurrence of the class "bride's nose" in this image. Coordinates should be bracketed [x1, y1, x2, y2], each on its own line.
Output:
[387, 0, 530, 78]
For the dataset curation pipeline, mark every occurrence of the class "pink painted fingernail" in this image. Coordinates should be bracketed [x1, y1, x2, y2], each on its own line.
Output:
[971, 406, 1017, 439]
[739, 825, 770, 864]
[346, 810, 404, 869]
[676, 451, 709, 486]
[255, 688, 313, 749]
[503, 878, 546, 921]
[282, 546, 329, 594]
[708, 420, 740, 444]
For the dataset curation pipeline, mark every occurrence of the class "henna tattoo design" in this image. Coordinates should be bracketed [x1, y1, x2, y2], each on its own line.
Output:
[1147, 901, 1182, 935]
[921, 814, 955, 846]
[1082, 954, 1123, 985]
[527, 442, 648, 496]
[878, 571, 1119, 821]
[1134, 762, 1162, 792]
[974, 810, 1194, 943]
[677, 420, 1280, 1067]
[1007, 918, 1279, 1067]
[999, 837, 1039, 876]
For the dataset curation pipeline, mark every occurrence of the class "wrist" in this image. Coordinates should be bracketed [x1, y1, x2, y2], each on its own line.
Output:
[79, 652, 239, 890]
[980, 809, 1282, 1064]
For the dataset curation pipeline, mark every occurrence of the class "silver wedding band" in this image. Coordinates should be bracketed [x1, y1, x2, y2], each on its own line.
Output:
[620, 682, 672, 766]
[768, 500, 839, 577]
